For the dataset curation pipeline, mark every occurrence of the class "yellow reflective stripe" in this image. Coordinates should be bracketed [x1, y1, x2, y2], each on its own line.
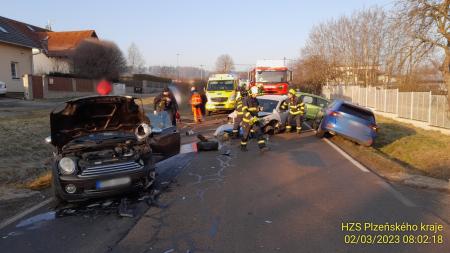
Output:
[248, 107, 258, 112]
[258, 140, 265, 144]
[290, 111, 303, 115]
[242, 106, 248, 110]
[296, 127, 302, 129]
[241, 142, 247, 145]
[245, 112, 251, 117]
[250, 129, 255, 133]
[286, 126, 292, 128]
[243, 118, 251, 123]
[237, 112, 244, 115]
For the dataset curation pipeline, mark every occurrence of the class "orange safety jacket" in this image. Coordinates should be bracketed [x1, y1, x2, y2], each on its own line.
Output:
[190, 93, 202, 106]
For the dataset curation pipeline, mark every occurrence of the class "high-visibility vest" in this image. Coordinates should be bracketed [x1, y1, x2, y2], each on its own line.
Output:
[191, 93, 202, 106]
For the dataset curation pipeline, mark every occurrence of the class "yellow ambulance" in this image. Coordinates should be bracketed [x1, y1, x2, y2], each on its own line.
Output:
[205, 74, 238, 115]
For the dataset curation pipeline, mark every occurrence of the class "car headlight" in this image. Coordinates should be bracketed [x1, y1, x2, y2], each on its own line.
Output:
[59, 157, 76, 175]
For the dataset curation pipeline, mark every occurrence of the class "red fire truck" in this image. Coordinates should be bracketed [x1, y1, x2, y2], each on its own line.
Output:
[248, 60, 292, 95]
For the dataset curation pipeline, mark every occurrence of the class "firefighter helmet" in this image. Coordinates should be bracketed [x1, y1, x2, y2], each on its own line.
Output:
[289, 89, 296, 95]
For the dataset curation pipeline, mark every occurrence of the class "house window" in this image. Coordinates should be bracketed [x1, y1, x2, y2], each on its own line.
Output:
[0, 25, 8, 33]
[11, 62, 19, 79]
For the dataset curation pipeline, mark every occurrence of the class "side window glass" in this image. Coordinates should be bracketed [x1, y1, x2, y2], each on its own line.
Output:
[302, 96, 313, 104]
[147, 111, 173, 131]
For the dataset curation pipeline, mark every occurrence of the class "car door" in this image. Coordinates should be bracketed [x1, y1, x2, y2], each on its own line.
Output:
[300, 95, 317, 120]
[147, 111, 181, 163]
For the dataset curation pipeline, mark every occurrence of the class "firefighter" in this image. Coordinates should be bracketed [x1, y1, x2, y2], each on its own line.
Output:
[281, 89, 305, 134]
[154, 87, 179, 126]
[240, 86, 267, 152]
[190, 86, 203, 123]
[232, 87, 248, 138]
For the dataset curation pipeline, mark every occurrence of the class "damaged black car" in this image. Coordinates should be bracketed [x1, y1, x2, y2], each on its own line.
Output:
[46, 96, 180, 202]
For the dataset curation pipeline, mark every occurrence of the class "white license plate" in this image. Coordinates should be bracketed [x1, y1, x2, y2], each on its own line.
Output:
[96, 177, 131, 189]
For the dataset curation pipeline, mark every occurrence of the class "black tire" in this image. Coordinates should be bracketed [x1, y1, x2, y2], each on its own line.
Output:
[196, 141, 219, 151]
[315, 119, 326, 138]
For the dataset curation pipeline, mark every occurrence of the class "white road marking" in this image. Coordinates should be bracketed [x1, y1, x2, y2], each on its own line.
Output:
[322, 138, 369, 172]
[377, 181, 416, 207]
[0, 197, 54, 230]
[303, 123, 416, 207]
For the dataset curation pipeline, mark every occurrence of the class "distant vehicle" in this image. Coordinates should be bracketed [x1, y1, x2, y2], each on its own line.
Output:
[47, 96, 180, 202]
[248, 60, 293, 95]
[205, 74, 239, 115]
[313, 100, 378, 146]
[229, 95, 288, 135]
[0, 81, 6, 95]
[296, 92, 330, 120]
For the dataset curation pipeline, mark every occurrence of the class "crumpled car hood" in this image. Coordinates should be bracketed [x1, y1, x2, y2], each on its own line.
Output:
[50, 96, 149, 149]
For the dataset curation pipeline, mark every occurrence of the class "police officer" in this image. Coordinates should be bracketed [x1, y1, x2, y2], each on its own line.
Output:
[281, 89, 305, 134]
[240, 86, 267, 152]
[232, 87, 248, 138]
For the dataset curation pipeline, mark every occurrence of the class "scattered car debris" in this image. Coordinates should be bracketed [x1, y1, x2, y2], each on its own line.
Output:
[221, 150, 231, 156]
[87, 203, 100, 208]
[118, 198, 134, 218]
[102, 200, 113, 208]
[197, 134, 208, 142]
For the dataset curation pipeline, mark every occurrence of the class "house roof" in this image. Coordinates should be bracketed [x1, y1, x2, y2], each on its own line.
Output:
[0, 16, 98, 57]
[0, 16, 48, 48]
[38, 30, 98, 57]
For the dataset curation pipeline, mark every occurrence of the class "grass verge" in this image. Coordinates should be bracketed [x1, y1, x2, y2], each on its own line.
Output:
[330, 115, 450, 181]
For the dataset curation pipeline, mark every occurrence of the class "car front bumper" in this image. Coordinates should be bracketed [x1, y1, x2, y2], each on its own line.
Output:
[206, 101, 235, 111]
[54, 163, 152, 202]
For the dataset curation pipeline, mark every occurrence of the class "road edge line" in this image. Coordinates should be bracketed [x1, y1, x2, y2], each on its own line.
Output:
[303, 122, 369, 173]
[322, 138, 370, 172]
[0, 197, 54, 230]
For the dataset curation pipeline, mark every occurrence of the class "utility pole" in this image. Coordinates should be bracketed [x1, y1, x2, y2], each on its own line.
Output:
[199, 64, 205, 81]
[176, 53, 180, 81]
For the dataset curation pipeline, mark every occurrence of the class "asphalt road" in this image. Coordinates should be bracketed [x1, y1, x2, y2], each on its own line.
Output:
[1, 119, 449, 253]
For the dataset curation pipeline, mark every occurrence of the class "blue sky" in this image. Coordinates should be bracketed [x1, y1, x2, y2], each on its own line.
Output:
[2, 0, 392, 71]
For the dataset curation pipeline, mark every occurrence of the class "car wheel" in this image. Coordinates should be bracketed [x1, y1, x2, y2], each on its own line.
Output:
[315, 120, 326, 138]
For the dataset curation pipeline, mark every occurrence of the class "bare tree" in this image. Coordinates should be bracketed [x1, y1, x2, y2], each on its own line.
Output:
[396, 0, 450, 100]
[215, 54, 235, 73]
[71, 39, 127, 81]
[127, 43, 146, 74]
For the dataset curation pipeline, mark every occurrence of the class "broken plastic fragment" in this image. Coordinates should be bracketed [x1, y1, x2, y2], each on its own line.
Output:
[118, 198, 134, 218]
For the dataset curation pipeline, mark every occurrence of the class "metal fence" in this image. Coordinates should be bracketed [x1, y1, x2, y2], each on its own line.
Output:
[322, 85, 450, 129]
